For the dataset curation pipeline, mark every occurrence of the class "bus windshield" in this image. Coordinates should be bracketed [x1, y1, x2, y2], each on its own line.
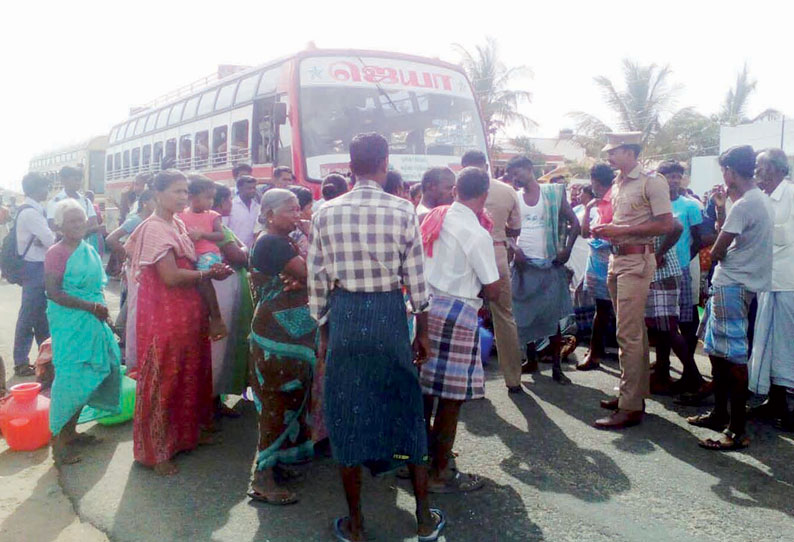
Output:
[299, 56, 487, 181]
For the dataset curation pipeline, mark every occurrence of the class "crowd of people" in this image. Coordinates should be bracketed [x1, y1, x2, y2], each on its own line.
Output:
[3, 130, 793, 542]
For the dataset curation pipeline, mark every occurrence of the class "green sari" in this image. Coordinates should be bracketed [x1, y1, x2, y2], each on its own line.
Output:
[47, 241, 121, 435]
[215, 226, 253, 395]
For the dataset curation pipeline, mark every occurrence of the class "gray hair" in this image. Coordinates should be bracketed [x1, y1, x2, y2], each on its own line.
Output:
[759, 148, 790, 176]
[260, 188, 297, 216]
[53, 198, 87, 227]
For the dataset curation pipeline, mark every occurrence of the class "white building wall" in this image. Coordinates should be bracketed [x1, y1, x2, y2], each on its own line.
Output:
[720, 118, 794, 154]
[690, 155, 722, 197]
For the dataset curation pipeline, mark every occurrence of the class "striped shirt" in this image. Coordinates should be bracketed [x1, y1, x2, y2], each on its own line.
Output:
[308, 179, 429, 325]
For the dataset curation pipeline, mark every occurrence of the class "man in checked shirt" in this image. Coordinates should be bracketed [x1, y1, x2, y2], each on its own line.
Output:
[308, 133, 445, 542]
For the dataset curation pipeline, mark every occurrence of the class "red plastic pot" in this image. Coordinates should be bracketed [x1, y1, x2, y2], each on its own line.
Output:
[0, 382, 51, 451]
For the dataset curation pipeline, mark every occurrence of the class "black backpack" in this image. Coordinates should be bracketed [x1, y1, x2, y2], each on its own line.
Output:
[1, 205, 35, 285]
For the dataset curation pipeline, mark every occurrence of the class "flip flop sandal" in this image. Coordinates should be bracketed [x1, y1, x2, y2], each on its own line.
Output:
[418, 508, 447, 542]
[247, 489, 298, 506]
[428, 471, 484, 494]
[332, 517, 373, 541]
[698, 430, 750, 451]
[687, 412, 729, 432]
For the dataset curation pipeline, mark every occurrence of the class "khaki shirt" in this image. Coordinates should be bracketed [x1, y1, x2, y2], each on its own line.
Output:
[611, 164, 672, 245]
[485, 178, 522, 243]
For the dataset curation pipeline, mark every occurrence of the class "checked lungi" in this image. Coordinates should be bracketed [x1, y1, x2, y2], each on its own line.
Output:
[678, 268, 695, 323]
[698, 285, 756, 364]
[645, 275, 681, 331]
[420, 293, 484, 401]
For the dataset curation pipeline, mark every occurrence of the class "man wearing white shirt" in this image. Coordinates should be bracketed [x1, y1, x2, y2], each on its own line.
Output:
[419, 167, 499, 493]
[749, 148, 794, 429]
[46, 166, 99, 235]
[226, 175, 260, 247]
[13, 173, 56, 376]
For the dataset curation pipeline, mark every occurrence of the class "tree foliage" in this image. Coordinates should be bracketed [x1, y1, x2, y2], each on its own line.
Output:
[718, 63, 757, 126]
[454, 37, 535, 147]
[569, 59, 680, 153]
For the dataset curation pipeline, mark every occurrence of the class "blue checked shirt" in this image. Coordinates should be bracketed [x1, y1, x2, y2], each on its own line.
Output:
[307, 179, 429, 325]
[652, 234, 682, 282]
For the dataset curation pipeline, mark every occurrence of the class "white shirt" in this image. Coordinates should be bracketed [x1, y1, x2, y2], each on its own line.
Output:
[46, 190, 96, 221]
[769, 180, 794, 291]
[425, 202, 499, 309]
[226, 195, 261, 248]
[16, 198, 55, 262]
[566, 204, 590, 290]
[517, 191, 547, 260]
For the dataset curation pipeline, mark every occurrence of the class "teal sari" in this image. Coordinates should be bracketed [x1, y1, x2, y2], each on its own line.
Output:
[47, 241, 121, 435]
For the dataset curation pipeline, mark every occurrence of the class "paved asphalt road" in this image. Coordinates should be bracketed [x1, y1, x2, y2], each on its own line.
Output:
[2, 280, 794, 541]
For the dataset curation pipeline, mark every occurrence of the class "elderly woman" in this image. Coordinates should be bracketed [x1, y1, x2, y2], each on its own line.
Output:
[45, 199, 121, 465]
[125, 170, 232, 476]
[247, 189, 316, 505]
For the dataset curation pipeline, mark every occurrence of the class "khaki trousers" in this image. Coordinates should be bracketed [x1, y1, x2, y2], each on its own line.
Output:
[489, 244, 522, 388]
[607, 253, 656, 411]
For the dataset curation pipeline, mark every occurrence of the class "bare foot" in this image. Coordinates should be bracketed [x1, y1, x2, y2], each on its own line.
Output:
[153, 461, 179, 476]
[209, 317, 228, 342]
[335, 517, 367, 542]
[53, 446, 82, 466]
[68, 434, 102, 447]
[553, 368, 572, 385]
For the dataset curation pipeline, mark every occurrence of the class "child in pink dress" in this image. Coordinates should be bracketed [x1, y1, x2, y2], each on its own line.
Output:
[178, 175, 229, 344]
[178, 177, 225, 270]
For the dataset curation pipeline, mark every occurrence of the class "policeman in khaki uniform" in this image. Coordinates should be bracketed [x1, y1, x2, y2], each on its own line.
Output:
[592, 132, 674, 429]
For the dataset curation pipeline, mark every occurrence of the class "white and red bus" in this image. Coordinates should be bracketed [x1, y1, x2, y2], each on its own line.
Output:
[105, 48, 488, 202]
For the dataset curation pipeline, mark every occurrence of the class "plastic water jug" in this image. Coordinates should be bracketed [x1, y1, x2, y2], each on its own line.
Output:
[97, 366, 136, 426]
[78, 365, 136, 426]
[0, 382, 52, 451]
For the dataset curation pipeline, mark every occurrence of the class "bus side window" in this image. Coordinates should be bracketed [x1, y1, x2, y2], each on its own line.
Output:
[195, 131, 209, 169]
[179, 135, 192, 170]
[165, 139, 177, 167]
[213, 126, 228, 166]
[131, 148, 140, 174]
[231, 120, 249, 162]
[114, 153, 121, 178]
[153, 143, 163, 170]
[123, 150, 130, 177]
[106, 155, 113, 180]
[142, 145, 151, 170]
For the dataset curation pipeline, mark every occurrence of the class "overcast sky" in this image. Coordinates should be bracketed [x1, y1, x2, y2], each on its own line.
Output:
[2, 0, 789, 191]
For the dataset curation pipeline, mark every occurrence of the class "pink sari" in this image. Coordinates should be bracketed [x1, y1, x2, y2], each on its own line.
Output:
[125, 215, 213, 466]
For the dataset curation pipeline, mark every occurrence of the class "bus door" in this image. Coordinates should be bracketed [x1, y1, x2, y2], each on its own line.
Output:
[252, 96, 276, 166]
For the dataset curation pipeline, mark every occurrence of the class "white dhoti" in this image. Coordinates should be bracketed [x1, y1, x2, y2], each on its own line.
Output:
[749, 291, 794, 395]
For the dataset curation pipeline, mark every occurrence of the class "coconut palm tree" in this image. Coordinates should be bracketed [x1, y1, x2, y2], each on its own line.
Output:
[718, 63, 756, 126]
[569, 59, 681, 154]
[453, 37, 535, 148]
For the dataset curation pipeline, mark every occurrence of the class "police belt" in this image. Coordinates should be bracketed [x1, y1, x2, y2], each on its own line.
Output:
[611, 244, 654, 256]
